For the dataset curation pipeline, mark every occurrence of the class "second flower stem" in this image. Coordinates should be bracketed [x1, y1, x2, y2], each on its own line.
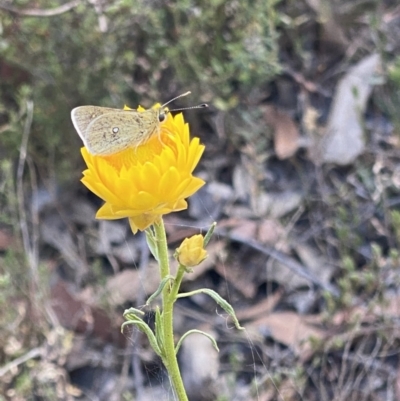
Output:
[154, 219, 188, 401]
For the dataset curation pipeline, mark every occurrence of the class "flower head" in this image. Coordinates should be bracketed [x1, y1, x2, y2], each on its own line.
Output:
[175, 234, 208, 267]
[80, 105, 205, 233]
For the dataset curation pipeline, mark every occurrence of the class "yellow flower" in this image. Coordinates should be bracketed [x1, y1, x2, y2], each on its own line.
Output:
[80, 107, 205, 233]
[175, 234, 208, 267]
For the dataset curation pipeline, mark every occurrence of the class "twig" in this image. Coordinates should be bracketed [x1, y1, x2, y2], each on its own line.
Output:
[17, 100, 39, 289]
[27, 155, 40, 280]
[0, 347, 42, 377]
[0, 0, 82, 17]
[225, 230, 340, 297]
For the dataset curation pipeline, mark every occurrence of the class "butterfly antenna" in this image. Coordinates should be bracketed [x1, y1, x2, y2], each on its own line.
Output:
[168, 103, 208, 112]
[161, 91, 192, 108]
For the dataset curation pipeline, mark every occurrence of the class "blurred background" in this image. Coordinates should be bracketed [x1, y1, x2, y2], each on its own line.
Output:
[1, 0, 400, 400]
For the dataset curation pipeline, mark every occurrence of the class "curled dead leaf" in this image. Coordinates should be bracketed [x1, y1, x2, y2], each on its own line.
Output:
[265, 105, 300, 160]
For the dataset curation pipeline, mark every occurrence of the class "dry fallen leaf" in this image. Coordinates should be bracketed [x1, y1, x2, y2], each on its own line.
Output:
[236, 290, 283, 322]
[257, 219, 285, 245]
[246, 311, 324, 356]
[50, 280, 123, 344]
[229, 219, 258, 240]
[105, 269, 140, 305]
[222, 217, 285, 246]
[252, 190, 303, 219]
[105, 264, 160, 305]
[214, 259, 258, 299]
[265, 105, 300, 160]
[317, 53, 382, 165]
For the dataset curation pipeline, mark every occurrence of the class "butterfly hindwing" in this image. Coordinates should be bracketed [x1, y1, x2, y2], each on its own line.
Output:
[71, 106, 118, 141]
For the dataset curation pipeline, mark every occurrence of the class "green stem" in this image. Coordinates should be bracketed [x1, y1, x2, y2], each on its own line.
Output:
[153, 219, 188, 401]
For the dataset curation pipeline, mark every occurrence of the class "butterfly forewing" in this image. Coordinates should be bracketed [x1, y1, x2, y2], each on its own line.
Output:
[84, 109, 160, 155]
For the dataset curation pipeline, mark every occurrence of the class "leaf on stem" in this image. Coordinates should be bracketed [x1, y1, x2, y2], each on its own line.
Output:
[145, 226, 159, 261]
[123, 307, 145, 320]
[177, 288, 244, 330]
[121, 312, 162, 357]
[154, 307, 165, 357]
[175, 329, 219, 355]
[203, 222, 217, 247]
[146, 275, 174, 305]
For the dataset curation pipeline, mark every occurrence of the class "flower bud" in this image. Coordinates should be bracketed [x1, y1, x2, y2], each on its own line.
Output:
[176, 234, 207, 267]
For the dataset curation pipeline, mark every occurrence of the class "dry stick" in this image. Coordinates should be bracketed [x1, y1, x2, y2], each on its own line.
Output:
[0, 0, 82, 17]
[17, 100, 40, 292]
[225, 230, 340, 297]
[0, 347, 42, 377]
[27, 156, 40, 281]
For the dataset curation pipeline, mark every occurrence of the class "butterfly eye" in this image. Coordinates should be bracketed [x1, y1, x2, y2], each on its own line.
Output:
[158, 111, 167, 123]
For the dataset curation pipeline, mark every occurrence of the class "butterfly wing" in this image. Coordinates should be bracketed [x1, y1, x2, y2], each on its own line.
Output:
[84, 109, 160, 155]
[71, 106, 118, 141]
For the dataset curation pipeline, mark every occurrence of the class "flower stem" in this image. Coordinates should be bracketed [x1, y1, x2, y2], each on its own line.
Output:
[154, 219, 188, 401]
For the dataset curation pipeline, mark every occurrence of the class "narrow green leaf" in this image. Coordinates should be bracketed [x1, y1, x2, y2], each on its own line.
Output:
[121, 319, 162, 357]
[175, 329, 219, 355]
[145, 227, 158, 261]
[204, 222, 217, 247]
[154, 307, 165, 357]
[123, 307, 145, 321]
[177, 288, 244, 330]
[146, 275, 174, 305]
